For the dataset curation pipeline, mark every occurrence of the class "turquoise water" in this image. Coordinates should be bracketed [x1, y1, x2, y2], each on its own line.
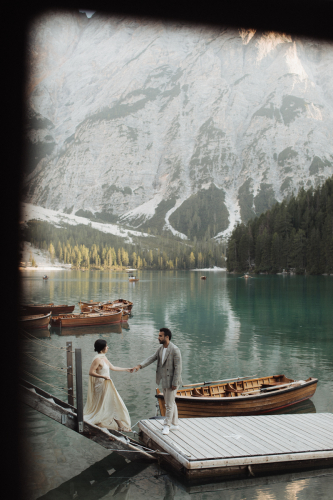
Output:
[20, 270, 333, 499]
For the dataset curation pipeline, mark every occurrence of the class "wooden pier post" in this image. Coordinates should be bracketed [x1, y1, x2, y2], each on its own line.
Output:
[75, 348, 84, 433]
[66, 342, 74, 407]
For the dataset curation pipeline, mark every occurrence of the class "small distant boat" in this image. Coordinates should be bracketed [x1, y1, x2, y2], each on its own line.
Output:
[51, 309, 123, 328]
[21, 303, 75, 315]
[43, 275, 49, 280]
[156, 374, 318, 418]
[19, 312, 52, 329]
[129, 275, 139, 282]
[241, 274, 251, 278]
[126, 268, 137, 273]
[200, 276, 207, 280]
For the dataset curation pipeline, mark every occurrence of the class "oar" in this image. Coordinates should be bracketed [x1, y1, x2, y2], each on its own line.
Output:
[182, 374, 257, 388]
[240, 381, 302, 396]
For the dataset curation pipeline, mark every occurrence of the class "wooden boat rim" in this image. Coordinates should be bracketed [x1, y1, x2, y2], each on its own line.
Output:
[19, 312, 52, 321]
[156, 378, 318, 402]
[53, 310, 123, 319]
[23, 304, 72, 308]
[23, 303, 54, 307]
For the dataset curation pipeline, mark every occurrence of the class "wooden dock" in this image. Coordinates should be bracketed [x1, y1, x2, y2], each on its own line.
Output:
[20, 380, 158, 461]
[138, 414, 333, 480]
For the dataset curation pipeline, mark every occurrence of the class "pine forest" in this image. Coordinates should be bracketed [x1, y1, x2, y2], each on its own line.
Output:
[21, 220, 226, 270]
[227, 176, 333, 274]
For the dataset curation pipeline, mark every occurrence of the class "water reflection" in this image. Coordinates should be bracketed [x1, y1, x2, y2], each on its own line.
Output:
[20, 271, 333, 499]
[37, 453, 149, 500]
[33, 449, 333, 500]
[272, 399, 316, 415]
[26, 328, 51, 338]
[50, 323, 128, 336]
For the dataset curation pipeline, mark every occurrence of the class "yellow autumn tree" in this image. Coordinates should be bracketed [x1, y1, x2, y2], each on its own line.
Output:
[189, 251, 195, 268]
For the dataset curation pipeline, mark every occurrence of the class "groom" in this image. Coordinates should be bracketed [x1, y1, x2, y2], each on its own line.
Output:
[132, 328, 182, 435]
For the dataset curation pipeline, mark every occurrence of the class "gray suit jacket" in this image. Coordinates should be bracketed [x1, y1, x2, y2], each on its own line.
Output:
[140, 341, 182, 389]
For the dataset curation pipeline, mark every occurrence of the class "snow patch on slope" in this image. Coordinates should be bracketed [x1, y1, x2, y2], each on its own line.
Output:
[164, 199, 188, 240]
[214, 190, 241, 241]
[120, 193, 164, 222]
[21, 203, 153, 243]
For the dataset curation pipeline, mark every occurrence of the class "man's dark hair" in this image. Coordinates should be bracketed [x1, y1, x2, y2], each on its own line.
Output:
[160, 327, 172, 340]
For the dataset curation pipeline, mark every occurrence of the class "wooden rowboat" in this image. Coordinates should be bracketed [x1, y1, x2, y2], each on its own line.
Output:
[51, 309, 123, 327]
[19, 312, 51, 329]
[129, 276, 139, 282]
[79, 299, 133, 313]
[79, 300, 100, 308]
[80, 305, 130, 322]
[200, 276, 207, 280]
[109, 299, 133, 312]
[155, 374, 318, 418]
[21, 303, 75, 315]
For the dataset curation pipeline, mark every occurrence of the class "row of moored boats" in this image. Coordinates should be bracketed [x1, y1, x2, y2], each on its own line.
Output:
[19, 299, 133, 329]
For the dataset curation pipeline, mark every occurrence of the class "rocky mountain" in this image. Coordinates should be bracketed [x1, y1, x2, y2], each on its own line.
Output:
[23, 11, 333, 240]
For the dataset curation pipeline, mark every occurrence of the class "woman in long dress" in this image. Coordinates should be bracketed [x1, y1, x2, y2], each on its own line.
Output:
[84, 339, 132, 432]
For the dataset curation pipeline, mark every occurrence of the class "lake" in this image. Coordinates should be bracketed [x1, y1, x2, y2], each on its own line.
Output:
[20, 270, 333, 499]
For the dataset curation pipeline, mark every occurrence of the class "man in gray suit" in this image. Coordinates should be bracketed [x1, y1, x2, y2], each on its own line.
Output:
[132, 328, 182, 435]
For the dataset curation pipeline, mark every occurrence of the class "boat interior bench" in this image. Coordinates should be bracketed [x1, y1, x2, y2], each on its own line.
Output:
[189, 376, 288, 398]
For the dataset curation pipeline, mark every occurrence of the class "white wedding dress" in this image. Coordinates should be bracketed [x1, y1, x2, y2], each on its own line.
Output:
[83, 354, 131, 432]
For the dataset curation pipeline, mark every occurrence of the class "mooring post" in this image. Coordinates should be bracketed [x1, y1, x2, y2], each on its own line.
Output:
[75, 348, 84, 433]
[66, 342, 74, 407]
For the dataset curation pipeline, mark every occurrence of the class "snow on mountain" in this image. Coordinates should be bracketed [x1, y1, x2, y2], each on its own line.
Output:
[21, 202, 153, 243]
[23, 12, 333, 240]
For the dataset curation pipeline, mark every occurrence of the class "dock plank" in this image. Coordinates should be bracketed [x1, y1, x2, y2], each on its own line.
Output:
[209, 417, 289, 454]
[273, 415, 333, 445]
[188, 417, 277, 457]
[147, 419, 219, 460]
[159, 422, 217, 460]
[278, 414, 333, 440]
[224, 417, 301, 453]
[184, 418, 254, 457]
[242, 416, 321, 452]
[144, 420, 205, 459]
[248, 415, 332, 450]
[171, 420, 229, 459]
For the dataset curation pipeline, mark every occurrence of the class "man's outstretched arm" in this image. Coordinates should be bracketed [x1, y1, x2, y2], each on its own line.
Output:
[132, 349, 158, 372]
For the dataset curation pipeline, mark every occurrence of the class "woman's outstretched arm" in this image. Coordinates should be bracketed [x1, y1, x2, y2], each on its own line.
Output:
[105, 358, 132, 372]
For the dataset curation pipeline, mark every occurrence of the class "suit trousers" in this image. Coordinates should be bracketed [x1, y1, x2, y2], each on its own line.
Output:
[163, 387, 178, 426]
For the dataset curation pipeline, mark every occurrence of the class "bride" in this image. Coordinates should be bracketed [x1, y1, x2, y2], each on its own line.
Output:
[84, 339, 132, 432]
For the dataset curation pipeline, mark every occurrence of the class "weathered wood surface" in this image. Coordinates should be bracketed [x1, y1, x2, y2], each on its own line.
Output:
[51, 310, 123, 327]
[138, 414, 333, 478]
[20, 380, 155, 461]
[22, 304, 75, 315]
[75, 348, 84, 433]
[66, 341, 74, 406]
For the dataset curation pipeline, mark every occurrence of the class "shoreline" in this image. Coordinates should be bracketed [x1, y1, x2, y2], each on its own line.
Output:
[19, 266, 70, 271]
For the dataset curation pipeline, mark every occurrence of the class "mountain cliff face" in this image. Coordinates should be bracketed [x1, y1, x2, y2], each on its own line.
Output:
[23, 11, 333, 240]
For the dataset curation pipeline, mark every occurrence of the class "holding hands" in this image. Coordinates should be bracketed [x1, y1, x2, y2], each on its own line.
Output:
[129, 365, 141, 373]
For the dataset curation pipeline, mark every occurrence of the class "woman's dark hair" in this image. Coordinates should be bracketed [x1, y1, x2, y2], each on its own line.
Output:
[160, 327, 172, 340]
[94, 339, 107, 353]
